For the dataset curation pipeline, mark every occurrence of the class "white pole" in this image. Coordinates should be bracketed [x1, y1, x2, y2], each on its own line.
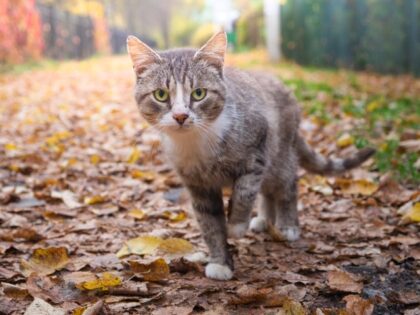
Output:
[264, 0, 281, 62]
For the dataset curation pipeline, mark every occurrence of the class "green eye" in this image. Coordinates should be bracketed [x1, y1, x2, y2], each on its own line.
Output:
[153, 89, 169, 102]
[191, 88, 207, 101]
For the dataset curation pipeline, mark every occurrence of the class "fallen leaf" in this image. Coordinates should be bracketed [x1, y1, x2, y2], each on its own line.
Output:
[5, 143, 18, 150]
[116, 236, 162, 258]
[400, 202, 420, 224]
[129, 258, 169, 281]
[162, 210, 187, 222]
[77, 272, 122, 291]
[131, 170, 155, 182]
[337, 133, 354, 148]
[116, 236, 193, 258]
[151, 306, 193, 315]
[267, 223, 286, 242]
[127, 147, 141, 164]
[26, 273, 85, 304]
[51, 190, 82, 209]
[128, 209, 146, 220]
[21, 247, 70, 276]
[77, 300, 103, 315]
[2, 282, 30, 299]
[13, 228, 43, 242]
[335, 179, 378, 196]
[84, 195, 106, 205]
[24, 297, 65, 315]
[343, 295, 374, 315]
[158, 238, 193, 255]
[229, 285, 269, 305]
[90, 154, 101, 165]
[281, 297, 307, 315]
[327, 270, 363, 293]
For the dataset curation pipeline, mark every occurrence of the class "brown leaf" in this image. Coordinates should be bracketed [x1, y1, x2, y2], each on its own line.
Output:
[26, 273, 85, 304]
[24, 297, 66, 315]
[281, 297, 308, 315]
[343, 295, 374, 315]
[151, 306, 193, 315]
[229, 285, 270, 305]
[2, 282, 30, 299]
[21, 247, 70, 276]
[335, 178, 378, 196]
[129, 258, 170, 282]
[327, 270, 363, 293]
[267, 223, 286, 242]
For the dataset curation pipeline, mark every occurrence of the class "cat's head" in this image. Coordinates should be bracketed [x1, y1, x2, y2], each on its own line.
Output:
[127, 32, 227, 135]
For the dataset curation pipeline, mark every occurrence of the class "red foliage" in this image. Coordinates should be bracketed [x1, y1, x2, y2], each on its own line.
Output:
[0, 0, 43, 64]
[93, 17, 111, 55]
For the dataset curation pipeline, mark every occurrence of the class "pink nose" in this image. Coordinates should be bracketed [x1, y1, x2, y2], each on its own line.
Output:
[172, 113, 189, 125]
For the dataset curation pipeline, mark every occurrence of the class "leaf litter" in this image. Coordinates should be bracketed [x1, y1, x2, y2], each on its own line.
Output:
[0, 55, 419, 314]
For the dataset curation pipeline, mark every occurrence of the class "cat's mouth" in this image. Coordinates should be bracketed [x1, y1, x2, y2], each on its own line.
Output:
[161, 123, 194, 133]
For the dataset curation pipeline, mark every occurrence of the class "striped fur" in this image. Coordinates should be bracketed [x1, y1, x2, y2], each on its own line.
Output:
[127, 32, 375, 280]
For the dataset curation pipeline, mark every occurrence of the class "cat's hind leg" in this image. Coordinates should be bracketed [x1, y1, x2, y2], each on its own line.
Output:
[250, 194, 276, 232]
[274, 178, 300, 241]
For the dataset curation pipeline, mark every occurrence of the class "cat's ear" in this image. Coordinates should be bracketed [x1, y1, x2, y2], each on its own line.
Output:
[127, 35, 161, 76]
[194, 31, 227, 69]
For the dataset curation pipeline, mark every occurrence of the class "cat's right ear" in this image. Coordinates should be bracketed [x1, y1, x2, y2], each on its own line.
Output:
[127, 36, 161, 76]
[194, 31, 227, 71]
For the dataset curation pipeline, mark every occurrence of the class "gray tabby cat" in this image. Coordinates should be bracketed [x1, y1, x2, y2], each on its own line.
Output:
[127, 31, 375, 280]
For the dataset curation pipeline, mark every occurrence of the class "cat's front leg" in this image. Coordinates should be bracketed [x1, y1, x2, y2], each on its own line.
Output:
[228, 167, 264, 239]
[188, 185, 233, 280]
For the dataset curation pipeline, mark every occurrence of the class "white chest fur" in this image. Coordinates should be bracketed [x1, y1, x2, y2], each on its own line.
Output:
[161, 110, 231, 175]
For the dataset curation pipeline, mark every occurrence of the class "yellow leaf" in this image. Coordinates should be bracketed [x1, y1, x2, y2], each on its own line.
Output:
[128, 209, 146, 220]
[64, 157, 78, 167]
[90, 155, 101, 165]
[9, 164, 20, 172]
[366, 100, 380, 112]
[336, 179, 378, 196]
[336, 133, 354, 148]
[20, 247, 69, 276]
[84, 195, 105, 205]
[72, 306, 86, 315]
[4, 143, 17, 151]
[282, 297, 307, 315]
[129, 258, 169, 281]
[116, 236, 194, 258]
[116, 236, 162, 258]
[77, 272, 121, 291]
[401, 202, 420, 224]
[131, 170, 155, 182]
[158, 238, 193, 255]
[163, 210, 187, 222]
[127, 147, 141, 164]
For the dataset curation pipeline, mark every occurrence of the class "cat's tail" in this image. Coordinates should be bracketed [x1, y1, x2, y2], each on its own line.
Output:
[296, 136, 375, 175]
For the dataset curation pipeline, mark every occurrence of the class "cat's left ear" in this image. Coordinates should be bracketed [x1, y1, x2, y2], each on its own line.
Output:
[127, 35, 161, 76]
[194, 31, 227, 70]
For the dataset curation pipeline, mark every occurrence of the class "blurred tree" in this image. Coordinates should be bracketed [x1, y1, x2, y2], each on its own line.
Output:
[281, 0, 420, 75]
[236, 1, 264, 50]
[0, 0, 43, 64]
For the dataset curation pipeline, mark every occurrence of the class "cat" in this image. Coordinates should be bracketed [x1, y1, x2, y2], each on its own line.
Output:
[127, 31, 375, 280]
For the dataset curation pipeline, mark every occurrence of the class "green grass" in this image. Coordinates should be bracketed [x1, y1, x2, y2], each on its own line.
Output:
[0, 59, 60, 75]
[283, 78, 419, 184]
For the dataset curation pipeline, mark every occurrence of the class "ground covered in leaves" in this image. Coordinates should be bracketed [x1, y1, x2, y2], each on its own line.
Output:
[0, 54, 419, 315]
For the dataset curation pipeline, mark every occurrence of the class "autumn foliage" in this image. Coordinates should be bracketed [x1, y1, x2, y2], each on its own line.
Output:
[0, 0, 44, 64]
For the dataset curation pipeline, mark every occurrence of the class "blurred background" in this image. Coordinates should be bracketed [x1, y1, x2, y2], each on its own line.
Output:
[1, 0, 419, 75]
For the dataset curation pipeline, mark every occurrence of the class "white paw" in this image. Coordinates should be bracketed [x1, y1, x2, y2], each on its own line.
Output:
[227, 222, 248, 239]
[250, 216, 267, 232]
[278, 226, 300, 241]
[205, 263, 233, 280]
